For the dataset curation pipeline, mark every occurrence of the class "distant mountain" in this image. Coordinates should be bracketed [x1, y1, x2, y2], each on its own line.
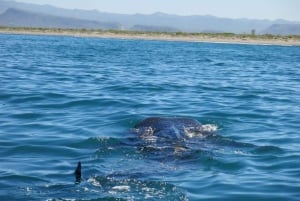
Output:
[1, 0, 300, 35]
[0, 8, 121, 29]
[262, 24, 300, 35]
[130, 25, 180, 32]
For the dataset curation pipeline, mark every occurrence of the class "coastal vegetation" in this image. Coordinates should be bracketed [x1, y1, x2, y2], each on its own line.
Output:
[1, 26, 300, 45]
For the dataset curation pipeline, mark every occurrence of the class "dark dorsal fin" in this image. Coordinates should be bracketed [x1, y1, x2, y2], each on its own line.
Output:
[74, 161, 81, 184]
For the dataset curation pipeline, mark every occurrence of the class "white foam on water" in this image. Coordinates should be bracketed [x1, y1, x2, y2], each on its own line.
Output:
[111, 185, 130, 191]
[202, 124, 218, 133]
[184, 124, 218, 138]
[234, 150, 249, 155]
[109, 185, 131, 195]
[87, 177, 101, 187]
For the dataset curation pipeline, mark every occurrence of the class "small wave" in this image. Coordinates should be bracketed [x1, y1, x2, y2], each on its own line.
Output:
[1, 174, 48, 184]
[70, 137, 121, 149]
[4, 144, 80, 159]
[9, 112, 44, 120]
[35, 98, 103, 109]
[213, 62, 226, 66]
[251, 145, 284, 155]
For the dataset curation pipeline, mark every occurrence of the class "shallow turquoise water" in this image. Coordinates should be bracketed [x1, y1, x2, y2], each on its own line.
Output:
[0, 34, 300, 200]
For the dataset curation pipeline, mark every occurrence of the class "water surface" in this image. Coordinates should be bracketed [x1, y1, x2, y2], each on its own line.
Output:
[0, 34, 300, 200]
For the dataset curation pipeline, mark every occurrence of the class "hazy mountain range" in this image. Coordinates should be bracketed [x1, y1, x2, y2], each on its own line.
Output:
[1, 0, 300, 35]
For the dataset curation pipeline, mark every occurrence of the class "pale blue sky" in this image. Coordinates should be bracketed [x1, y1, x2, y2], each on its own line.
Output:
[13, 0, 300, 21]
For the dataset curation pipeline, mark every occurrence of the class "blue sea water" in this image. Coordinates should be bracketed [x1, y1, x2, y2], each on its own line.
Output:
[0, 33, 300, 201]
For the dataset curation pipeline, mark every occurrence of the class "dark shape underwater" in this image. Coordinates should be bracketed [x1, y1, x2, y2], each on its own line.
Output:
[74, 117, 280, 183]
[74, 117, 215, 183]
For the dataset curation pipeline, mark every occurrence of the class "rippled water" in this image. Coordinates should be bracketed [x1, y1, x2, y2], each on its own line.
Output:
[0, 33, 300, 201]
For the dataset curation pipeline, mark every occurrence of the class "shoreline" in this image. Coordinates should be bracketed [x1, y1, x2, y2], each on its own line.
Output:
[1, 27, 300, 46]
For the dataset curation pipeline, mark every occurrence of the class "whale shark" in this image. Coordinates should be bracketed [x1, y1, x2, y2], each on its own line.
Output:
[133, 117, 216, 140]
[74, 117, 217, 183]
[74, 117, 281, 185]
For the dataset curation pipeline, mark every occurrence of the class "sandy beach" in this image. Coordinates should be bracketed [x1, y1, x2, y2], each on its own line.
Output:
[1, 27, 300, 46]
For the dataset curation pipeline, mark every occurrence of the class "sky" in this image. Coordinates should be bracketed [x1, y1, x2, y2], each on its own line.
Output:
[12, 0, 300, 21]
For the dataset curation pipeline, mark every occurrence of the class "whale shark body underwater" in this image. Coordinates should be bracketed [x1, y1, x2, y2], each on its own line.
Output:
[73, 116, 282, 185]
[74, 117, 218, 183]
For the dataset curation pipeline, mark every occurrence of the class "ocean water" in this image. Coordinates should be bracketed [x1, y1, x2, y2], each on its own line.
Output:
[0, 33, 300, 201]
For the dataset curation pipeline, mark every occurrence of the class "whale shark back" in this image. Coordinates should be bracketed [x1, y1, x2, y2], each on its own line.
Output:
[134, 117, 206, 141]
